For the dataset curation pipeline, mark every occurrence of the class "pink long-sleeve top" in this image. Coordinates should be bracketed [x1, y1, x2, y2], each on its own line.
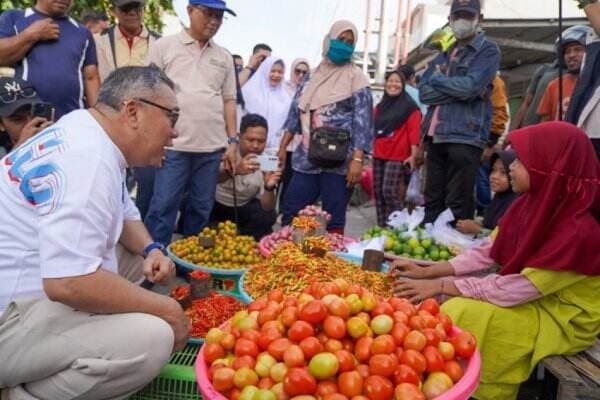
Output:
[448, 238, 542, 307]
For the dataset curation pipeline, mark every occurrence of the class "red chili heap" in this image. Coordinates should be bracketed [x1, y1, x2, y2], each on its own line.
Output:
[190, 270, 211, 280]
[184, 291, 246, 338]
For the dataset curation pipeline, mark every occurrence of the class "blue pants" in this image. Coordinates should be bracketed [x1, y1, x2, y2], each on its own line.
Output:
[475, 161, 491, 214]
[134, 166, 157, 220]
[281, 171, 352, 232]
[145, 149, 223, 245]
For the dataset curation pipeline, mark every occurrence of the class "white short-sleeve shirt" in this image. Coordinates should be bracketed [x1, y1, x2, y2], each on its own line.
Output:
[0, 110, 141, 314]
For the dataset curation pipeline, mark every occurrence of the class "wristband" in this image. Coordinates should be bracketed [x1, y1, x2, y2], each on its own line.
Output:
[143, 242, 165, 258]
[227, 135, 240, 145]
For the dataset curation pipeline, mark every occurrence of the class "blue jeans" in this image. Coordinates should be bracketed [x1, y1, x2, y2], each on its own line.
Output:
[476, 161, 491, 214]
[281, 171, 352, 232]
[134, 166, 157, 220]
[145, 149, 223, 245]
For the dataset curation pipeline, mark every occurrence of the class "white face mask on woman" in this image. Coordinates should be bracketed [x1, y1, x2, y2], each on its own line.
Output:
[450, 18, 479, 40]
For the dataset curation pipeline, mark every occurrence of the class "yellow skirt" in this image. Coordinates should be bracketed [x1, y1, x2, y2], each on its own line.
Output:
[441, 268, 600, 400]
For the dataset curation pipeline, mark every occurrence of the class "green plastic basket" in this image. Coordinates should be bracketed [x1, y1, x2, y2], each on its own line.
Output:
[129, 343, 202, 400]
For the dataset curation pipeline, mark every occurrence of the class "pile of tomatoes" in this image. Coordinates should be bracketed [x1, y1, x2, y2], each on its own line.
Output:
[202, 280, 477, 400]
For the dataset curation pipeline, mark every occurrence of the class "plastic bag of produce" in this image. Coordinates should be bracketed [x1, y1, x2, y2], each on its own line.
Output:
[427, 209, 482, 251]
[346, 236, 385, 257]
[406, 168, 424, 205]
[388, 207, 424, 236]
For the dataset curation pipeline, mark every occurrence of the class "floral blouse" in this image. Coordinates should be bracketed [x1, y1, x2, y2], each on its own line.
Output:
[283, 82, 373, 176]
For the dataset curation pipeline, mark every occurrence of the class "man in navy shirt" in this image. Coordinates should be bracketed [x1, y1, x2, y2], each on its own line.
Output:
[0, 0, 100, 119]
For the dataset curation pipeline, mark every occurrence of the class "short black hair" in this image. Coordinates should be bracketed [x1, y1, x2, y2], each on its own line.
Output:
[240, 113, 268, 134]
[253, 43, 272, 54]
[399, 64, 416, 81]
[81, 9, 108, 24]
[233, 54, 242, 60]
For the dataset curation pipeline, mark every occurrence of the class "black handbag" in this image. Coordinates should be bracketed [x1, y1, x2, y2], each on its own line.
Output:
[307, 126, 351, 168]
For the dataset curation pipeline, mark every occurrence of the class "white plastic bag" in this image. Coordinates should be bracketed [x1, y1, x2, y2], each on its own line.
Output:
[346, 236, 386, 258]
[387, 207, 425, 239]
[427, 209, 482, 251]
[406, 169, 423, 205]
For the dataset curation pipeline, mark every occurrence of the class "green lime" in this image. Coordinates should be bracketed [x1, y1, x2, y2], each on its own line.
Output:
[421, 239, 432, 249]
[393, 244, 403, 255]
[401, 253, 411, 258]
[407, 237, 420, 249]
[413, 254, 423, 260]
[439, 250, 450, 260]
[429, 249, 440, 261]
[413, 246, 426, 256]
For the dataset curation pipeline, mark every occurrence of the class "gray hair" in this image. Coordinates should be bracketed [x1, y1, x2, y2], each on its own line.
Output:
[97, 64, 175, 110]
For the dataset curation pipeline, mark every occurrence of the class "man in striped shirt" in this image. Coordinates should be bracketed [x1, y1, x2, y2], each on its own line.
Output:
[0, 0, 100, 119]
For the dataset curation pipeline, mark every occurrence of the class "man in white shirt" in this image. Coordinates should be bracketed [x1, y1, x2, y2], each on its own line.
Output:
[0, 65, 189, 400]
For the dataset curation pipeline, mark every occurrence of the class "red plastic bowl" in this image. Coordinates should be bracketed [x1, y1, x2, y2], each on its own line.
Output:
[195, 326, 480, 400]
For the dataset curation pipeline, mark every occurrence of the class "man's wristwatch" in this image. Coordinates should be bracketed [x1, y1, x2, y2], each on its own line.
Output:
[228, 136, 240, 145]
[143, 242, 165, 258]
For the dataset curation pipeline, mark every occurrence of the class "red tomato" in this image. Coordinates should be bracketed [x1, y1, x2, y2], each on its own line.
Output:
[394, 383, 425, 400]
[393, 364, 421, 386]
[299, 300, 328, 324]
[234, 338, 259, 358]
[392, 311, 409, 325]
[403, 330, 427, 352]
[241, 329, 261, 344]
[395, 302, 417, 317]
[228, 388, 241, 400]
[258, 328, 282, 351]
[261, 320, 284, 334]
[338, 371, 364, 398]
[368, 354, 398, 377]
[389, 297, 408, 311]
[212, 367, 235, 392]
[400, 349, 427, 374]
[221, 333, 236, 351]
[444, 360, 464, 382]
[258, 306, 279, 325]
[450, 331, 477, 359]
[437, 312, 453, 334]
[317, 332, 329, 344]
[351, 396, 369, 400]
[371, 302, 394, 317]
[346, 284, 362, 295]
[281, 306, 299, 328]
[300, 336, 323, 359]
[258, 377, 275, 389]
[283, 344, 305, 367]
[419, 298, 440, 315]
[408, 315, 426, 330]
[208, 364, 225, 381]
[328, 298, 351, 319]
[319, 282, 341, 298]
[268, 338, 291, 361]
[283, 296, 298, 307]
[283, 367, 317, 396]
[268, 289, 284, 302]
[371, 334, 396, 355]
[438, 341, 455, 361]
[356, 364, 370, 379]
[248, 297, 268, 312]
[323, 394, 349, 400]
[391, 323, 410, 346]
[354, 337, 373, 362]
[363, 375, 394, 400]
[324, 316, 347, 339]
[204, 343, 225, 364]
[288, 321, 315, 342]
[341, 338, 354, 352]
[316, 380, 338, 397]
[335, 350, 355, 372]
[423, 346, 445, 372]
[231, 355, 256, 370]
[422, 328, 441, 347]
[435, 323, 448, 341]
[231, 326, 241, 338]
[325, 339, 344, 353]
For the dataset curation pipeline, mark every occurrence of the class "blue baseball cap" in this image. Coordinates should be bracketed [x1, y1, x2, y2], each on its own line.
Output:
[189, 0, 236, 16]
[450, 0, 481, 15]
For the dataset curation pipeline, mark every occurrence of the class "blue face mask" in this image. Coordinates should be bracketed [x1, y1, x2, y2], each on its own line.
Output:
[327, 39, 354, 65]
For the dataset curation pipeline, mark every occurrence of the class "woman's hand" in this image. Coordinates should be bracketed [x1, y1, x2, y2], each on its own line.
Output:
[389, 259, 430, 279]
[346, 159, 362, 188]
[393, 278, 442, 303]
[414, 144, 425, 167]
[456, 219, 482, 235]
[16, 117, 53, 147]
[405, 155, 417, 173]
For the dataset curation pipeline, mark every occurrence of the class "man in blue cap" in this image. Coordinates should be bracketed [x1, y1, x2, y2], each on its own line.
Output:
[419, 0, 501, 224]
[145, 0, 239, 246]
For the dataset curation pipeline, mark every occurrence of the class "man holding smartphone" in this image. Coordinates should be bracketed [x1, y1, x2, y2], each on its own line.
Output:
[0, 76, 54, 155]
[211, 114, 281, 240]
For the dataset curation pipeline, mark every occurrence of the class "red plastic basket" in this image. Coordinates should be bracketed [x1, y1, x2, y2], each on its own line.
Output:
[195, 326, 480, 400]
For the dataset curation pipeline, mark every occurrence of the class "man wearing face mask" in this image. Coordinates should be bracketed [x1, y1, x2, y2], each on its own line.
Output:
[419, 0, 500, 224]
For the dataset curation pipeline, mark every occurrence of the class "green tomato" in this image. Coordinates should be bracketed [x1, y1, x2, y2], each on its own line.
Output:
[239, 386, 259, 400]
[370, 314, 394, 335]
[308, 352, 339, 379]
[253, 389, 276, 400]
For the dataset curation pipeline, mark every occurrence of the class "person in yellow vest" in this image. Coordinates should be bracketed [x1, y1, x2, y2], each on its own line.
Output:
[94, 0, 160, 82]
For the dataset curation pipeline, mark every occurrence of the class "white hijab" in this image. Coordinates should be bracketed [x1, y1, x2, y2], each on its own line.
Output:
[242, 56, 293, 150]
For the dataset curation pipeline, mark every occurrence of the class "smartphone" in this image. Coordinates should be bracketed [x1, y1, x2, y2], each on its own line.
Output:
[30, 102, 55, 121]
[257, 154, 279, 172]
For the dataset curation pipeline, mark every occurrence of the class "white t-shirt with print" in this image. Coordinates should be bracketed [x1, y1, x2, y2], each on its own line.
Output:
[0, 110, 141, 315]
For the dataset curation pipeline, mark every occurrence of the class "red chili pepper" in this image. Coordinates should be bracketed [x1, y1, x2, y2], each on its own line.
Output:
[179, 291, 245, 338]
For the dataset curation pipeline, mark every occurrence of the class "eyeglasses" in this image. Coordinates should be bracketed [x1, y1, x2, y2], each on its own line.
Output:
[193, 5, 225, 22]
[0, 86, 37, 104]
[294, 68, 308, 76]
[128, 98, 180, 127]
[118, 2, 143, 13]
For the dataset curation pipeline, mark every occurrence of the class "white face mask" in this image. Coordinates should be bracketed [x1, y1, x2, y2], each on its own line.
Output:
[450, 18, 479, 40]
